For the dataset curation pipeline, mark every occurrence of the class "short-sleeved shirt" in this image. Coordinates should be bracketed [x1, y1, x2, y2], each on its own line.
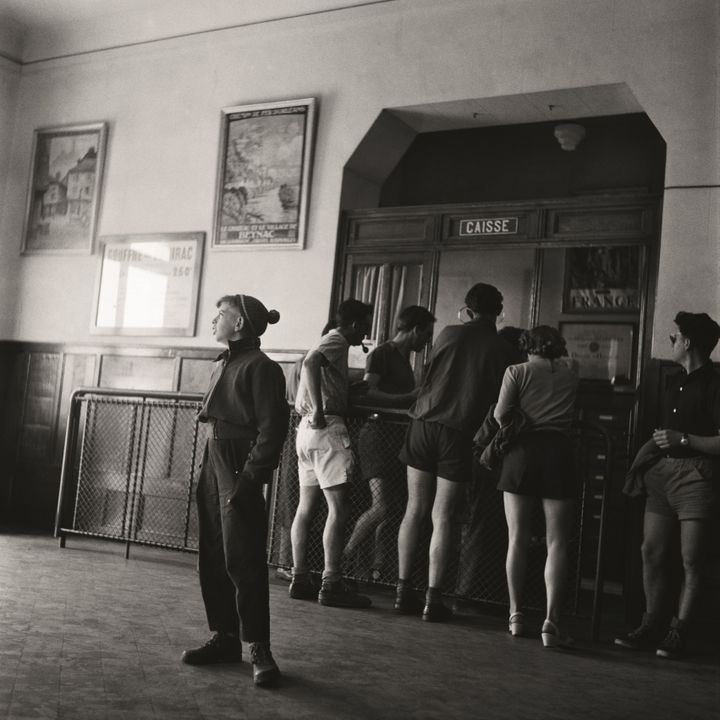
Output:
[494, 358, 578, 434]
[409, 319, 520, 435]
[663, 362, 720, 458]
[294, 329, 349, 416]
[365, 342, 415, 395]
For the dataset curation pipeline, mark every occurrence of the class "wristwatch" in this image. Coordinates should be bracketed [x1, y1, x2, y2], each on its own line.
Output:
[680, 433, 689, 447]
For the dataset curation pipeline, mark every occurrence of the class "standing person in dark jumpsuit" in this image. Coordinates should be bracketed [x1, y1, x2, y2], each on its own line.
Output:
[182, 294, 289, 687]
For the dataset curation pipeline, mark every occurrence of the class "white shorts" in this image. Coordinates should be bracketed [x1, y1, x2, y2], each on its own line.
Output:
[296, 415, 353, 489]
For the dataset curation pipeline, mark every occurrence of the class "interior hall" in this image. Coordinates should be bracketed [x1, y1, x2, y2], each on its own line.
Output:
[0, 2, 718, 719]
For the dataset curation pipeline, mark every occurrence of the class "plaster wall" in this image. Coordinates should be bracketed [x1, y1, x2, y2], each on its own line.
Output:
[0, 0, 717, 356]
[0, 57, 21, 337]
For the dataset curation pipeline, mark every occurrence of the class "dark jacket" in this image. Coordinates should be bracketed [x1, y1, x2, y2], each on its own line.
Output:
[623, 438, 663, 497]
[199, 337, 290, 482]
[473, 403, 530, 471]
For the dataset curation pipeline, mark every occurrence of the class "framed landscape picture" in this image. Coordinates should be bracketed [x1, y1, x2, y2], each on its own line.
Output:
[212, 98, 317, 250]
[562, 245, 641, 313]
[92, 232, 204, 337]
[21, 122, 108, 254]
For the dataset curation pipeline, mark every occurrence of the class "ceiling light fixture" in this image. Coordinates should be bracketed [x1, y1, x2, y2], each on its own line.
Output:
[554, 123, 586, 151]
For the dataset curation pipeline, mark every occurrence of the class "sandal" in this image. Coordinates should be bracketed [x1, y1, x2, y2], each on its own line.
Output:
[541, 619, 574, 648]
[508, 612, 524, 637]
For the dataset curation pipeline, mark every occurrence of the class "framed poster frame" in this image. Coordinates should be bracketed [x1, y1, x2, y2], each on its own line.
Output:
[212, 97, 317, 250]
[562, 245, 641, 313]
[91, 232, 204, 337]
[21, 122, 108, 255]
[559, 321, 636, 384]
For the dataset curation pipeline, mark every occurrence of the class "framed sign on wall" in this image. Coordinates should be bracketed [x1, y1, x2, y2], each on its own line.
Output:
[212, 98, 317, 250]
[562, 245, 641, 313]
[92, 233, 204, 336]
[559, 321, 636, 384]
[21, 122, 108, 254]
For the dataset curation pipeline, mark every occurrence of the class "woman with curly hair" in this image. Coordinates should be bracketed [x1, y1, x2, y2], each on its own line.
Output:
[494, 325, 578, 647]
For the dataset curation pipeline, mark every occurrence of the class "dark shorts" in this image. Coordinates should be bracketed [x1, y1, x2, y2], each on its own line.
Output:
[497, 431, 576, 500]
[398, 419, 473, 483]
[644, 456, 717, 521]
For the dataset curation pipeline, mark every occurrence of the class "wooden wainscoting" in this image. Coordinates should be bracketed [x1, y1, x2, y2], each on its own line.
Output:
[0, 341, 303, 530]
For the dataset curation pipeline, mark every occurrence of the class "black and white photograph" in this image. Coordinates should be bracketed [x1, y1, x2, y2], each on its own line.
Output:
[0, 2, 717, 720]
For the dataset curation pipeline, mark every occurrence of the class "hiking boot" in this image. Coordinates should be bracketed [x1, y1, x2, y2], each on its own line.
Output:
[181, 633, 243, 665]
[288, 576, 316, 600]
[250, 642, 280, 686]
[656, 619, 685, 659]
[614, 613, 662, 651]
[393, 585, 423, 615]
[318, 579, 372, 608]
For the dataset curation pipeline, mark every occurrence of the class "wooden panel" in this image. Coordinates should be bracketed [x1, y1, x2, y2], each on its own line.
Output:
[99, 355, 176, 391]
[18, 353, 61, 463]
[54, 353, 98, 463]
[546, 206, 652, 240]
[346, 214, 435, 248]
[179, 357, 215, 394]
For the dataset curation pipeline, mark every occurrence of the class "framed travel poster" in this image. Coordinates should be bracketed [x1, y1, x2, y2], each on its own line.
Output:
[212, 98, 317, 250]
[562, 245, 641, 313]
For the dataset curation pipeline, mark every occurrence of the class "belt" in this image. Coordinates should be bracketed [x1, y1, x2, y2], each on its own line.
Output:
[207, 418, 257, 442]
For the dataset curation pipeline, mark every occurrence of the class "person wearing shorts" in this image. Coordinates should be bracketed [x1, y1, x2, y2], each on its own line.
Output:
[615, 311, 720, 659]
[289, 299, 374, 609]
[344, 306, 436, 580]
[395, 283, 520, 621]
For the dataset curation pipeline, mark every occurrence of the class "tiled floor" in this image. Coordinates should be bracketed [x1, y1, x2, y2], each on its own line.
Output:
[0, 530, 718, 720]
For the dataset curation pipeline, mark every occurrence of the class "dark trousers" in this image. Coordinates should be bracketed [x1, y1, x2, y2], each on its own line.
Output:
[196, 438, 270, 643]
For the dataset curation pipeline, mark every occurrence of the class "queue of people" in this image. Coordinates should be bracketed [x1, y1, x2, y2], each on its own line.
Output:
[180, 286, 720, 688]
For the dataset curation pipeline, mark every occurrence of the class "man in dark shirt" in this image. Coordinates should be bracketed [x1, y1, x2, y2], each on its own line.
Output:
[182, 294, 289, 687]
[395, 283, 519, 620]
[616, 311, 720, 659]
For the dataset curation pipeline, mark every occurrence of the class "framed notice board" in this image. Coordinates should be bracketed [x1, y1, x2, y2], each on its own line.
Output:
[92, 232, 204, 336]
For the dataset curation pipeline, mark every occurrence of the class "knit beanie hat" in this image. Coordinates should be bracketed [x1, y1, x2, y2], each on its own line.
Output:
[234, 294, 280, 337]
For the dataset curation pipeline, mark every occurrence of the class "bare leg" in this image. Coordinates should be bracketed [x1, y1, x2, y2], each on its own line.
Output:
[641, 512, 675, 618]
[427, 477, 464, 589]
[677, 519, 709, 621]
[503, 492, 535, 617]
[290, 485, 321, 573]
[397, 467, 435, 580]
[344, 477, 390, 559]
[321, 484, 350, 579]
[542, 497, 575, 625]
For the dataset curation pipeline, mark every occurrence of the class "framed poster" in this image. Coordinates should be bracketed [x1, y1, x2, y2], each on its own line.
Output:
[212, 98, 317, 250]
[92, 233, 204, 337]
[559, 322, 635, 383]
[562, 245, 641, 313]
[21, 122, 108, 254]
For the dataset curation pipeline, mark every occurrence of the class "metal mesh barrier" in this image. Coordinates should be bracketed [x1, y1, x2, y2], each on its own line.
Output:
[57, 389, 611, 630]
[268, 411, 611, 617]
[57, 389, 204, 553]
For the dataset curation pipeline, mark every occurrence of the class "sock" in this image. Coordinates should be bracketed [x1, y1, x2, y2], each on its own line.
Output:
[396, 578, 410, 594]
[291, 569, 309, 582]
[322, 569, 342, 583]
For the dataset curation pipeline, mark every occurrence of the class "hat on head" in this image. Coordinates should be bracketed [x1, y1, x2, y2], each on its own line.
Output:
[235, 294, 280, 337]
